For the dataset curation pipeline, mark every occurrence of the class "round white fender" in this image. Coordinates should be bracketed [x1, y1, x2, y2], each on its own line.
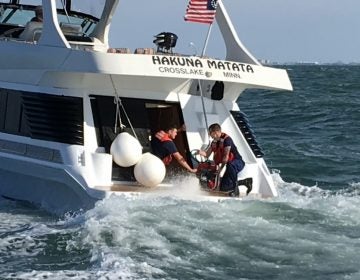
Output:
[110, 132, 142, 167]
[134, 153, 166, 187]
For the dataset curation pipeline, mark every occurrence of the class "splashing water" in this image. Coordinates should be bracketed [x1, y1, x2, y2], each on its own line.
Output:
[1, 172, 360, 279]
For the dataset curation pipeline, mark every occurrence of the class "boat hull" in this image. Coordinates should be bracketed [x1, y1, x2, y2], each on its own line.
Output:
[0, 154, 104, 215]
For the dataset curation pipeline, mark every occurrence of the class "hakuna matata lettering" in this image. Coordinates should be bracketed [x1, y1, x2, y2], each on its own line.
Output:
[152, 55, 254, 73]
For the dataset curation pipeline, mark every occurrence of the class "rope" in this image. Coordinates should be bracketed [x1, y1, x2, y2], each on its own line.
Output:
[110, 75, 138, 140]
[118, 97, 138, 140]
[113, 96, 123, 134]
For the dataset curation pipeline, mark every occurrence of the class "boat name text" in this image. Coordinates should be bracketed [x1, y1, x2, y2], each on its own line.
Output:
[159, 67, 204, 76]
[152, 56, 254, 73]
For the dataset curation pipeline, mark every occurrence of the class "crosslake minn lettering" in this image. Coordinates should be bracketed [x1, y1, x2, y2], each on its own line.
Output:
[158, 66, 204, 76]
[152, 55, 254, 78]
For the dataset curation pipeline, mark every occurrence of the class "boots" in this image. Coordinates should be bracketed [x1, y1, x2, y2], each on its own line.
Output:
[229, 186, 240, 197]
[237, 178, 253, 195]
[228, 178, 253, 197]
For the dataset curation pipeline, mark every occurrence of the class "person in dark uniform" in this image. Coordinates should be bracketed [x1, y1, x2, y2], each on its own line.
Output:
[151, 124, 197, 173]
[198, 123, 252, 194]
[30, 6, 43, 22]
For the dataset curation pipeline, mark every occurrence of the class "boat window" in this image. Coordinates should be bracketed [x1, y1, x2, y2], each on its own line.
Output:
[67, 0, 105, 20]
[0, 0, 41, 24]
[0, 6, 35, 25]
[0, 88, 84, 145]
[57, 0, 104, 35]
[57, 13, 96, 36]
[0, 0, 106, 20]
[0, 3, 98, 37]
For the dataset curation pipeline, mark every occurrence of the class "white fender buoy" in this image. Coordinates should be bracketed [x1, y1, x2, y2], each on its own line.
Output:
[110, 132, 142, 167]
[134, 153, 166, 187]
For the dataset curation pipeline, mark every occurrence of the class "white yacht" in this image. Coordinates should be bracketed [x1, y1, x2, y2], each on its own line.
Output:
[0, 0, 292, 215]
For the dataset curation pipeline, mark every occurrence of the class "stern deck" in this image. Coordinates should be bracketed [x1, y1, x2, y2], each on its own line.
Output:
[94, 181, 256, 199]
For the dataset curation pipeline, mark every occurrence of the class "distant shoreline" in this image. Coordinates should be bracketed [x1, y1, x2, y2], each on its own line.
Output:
[264, 62, 360, 66]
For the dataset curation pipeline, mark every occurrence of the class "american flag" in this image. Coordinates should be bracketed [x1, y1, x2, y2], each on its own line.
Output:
[184, 0, 218, 24]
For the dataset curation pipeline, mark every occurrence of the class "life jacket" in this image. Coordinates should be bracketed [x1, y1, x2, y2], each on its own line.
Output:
[211, 133, 235, 165]
[155, 130, 173, 165]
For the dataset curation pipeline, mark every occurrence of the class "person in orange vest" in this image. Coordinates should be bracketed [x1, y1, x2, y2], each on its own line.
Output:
[198, 123, 250, 193]
[151, 124, 197, 173]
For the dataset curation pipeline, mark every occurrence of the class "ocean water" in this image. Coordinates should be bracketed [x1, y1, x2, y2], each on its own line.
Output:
[1, 65, 360, 279]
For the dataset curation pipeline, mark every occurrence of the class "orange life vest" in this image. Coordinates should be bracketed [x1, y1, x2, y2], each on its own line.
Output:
[155, 130, 173, 165]
[211, 133, 235, 165]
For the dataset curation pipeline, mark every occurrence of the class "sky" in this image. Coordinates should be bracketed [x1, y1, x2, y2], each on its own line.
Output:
[109, 0, 360, 63]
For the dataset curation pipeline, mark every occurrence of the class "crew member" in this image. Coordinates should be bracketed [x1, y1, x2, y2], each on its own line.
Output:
[198, 123, 251, 194]
[30, 6, 43, 22]
[151, 124, 197, 173]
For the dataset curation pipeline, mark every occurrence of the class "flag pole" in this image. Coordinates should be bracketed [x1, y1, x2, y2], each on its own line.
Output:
[201, 23, 213, 57]
[197, 79, 209, 143]
[199, 2, 217, 142]
[199, 22, 213, 143]
[184, 0, 218, 143]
